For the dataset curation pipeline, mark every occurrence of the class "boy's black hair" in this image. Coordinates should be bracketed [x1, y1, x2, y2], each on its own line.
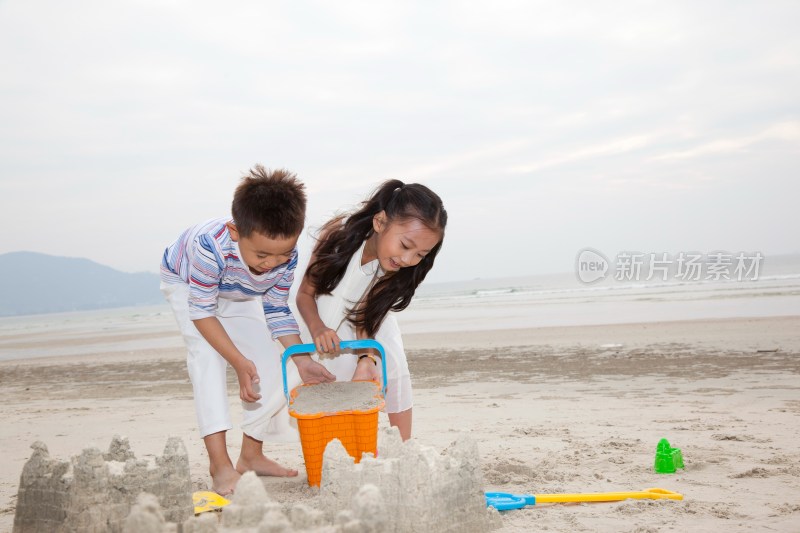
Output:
[232, 165, 306, 238]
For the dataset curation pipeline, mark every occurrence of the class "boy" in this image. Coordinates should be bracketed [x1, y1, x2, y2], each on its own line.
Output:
[160, 165, 335, 496]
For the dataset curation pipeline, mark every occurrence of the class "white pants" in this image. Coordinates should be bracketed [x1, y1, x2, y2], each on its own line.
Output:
[161, 281, 299, 442]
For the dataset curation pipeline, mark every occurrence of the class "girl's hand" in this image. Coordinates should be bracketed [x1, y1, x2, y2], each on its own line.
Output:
[292, 355, 336, 384]
[312, 327, 341, 354]
[234, 358, 261, 403]
[352, 355, 381, 383]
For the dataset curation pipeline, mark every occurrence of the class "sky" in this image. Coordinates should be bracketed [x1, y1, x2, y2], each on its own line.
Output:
[1, 0, 798, 283]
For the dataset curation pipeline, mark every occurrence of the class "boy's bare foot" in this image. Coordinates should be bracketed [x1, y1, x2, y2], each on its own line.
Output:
[210, 465, 241, 496]
[236, 455, 299, 477]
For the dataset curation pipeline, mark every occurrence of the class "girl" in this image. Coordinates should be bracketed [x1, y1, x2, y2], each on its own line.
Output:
[296, 180, 447, 440]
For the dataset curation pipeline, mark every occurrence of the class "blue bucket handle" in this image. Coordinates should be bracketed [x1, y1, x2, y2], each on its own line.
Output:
[281, 340, 388, 404]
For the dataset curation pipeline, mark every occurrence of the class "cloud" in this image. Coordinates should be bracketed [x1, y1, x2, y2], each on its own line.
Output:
[507, 134, 658, 175]
[652, 121, 800, 161]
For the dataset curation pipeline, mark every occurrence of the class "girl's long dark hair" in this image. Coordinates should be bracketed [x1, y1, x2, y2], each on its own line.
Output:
[306, 180, 447, 337]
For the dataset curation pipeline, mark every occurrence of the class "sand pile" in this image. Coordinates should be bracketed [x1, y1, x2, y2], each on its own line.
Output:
[290, 382, 383, 415]
[13, 436, 191, 533]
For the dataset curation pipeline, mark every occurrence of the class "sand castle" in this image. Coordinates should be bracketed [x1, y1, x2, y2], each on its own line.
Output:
[13, 436, 192, 533]
[15, 429, 497, 532]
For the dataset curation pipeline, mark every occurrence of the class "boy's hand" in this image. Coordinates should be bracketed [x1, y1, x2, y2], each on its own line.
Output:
[234, 358, 262, 402]
[293, 355, 336, 385]
[312, 327, 341, 354]
[352, 355, 381, 383]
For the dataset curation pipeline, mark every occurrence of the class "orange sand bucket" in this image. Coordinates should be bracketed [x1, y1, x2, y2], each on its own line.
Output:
[281, 340, 387, 486]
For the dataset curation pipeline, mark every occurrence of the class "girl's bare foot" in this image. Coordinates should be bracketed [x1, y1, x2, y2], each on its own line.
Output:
[236, 454, 299, 477]
[210, 464, 241, 496]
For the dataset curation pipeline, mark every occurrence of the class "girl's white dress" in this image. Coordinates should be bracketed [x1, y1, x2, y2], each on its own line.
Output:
[300, 240, 413, 414]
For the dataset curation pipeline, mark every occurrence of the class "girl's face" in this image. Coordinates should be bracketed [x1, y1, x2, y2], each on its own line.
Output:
[372, 214, 442, 272]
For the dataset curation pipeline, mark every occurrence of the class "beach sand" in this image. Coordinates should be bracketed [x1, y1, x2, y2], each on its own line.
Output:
[1, 316, 799, 532]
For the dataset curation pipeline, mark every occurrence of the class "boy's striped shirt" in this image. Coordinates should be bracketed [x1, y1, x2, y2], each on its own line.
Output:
[160, 217, 299, 339]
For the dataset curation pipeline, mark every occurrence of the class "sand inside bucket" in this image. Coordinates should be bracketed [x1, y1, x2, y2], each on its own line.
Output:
[291, 381, 382, 415]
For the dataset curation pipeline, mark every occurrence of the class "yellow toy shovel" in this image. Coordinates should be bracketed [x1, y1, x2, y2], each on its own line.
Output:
[486, 487, 683, 510]
[192, 491, 231, 514]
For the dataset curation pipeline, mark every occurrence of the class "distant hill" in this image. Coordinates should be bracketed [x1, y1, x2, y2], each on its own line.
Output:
[0, 252, 163, 316]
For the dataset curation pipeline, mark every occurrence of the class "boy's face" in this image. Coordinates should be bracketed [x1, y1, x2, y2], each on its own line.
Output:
[226, 222, 298, 275]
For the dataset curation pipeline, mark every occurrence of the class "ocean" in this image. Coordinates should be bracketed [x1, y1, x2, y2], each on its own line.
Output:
[403, 253, 800, 333]
[1, 254, 798, 362]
